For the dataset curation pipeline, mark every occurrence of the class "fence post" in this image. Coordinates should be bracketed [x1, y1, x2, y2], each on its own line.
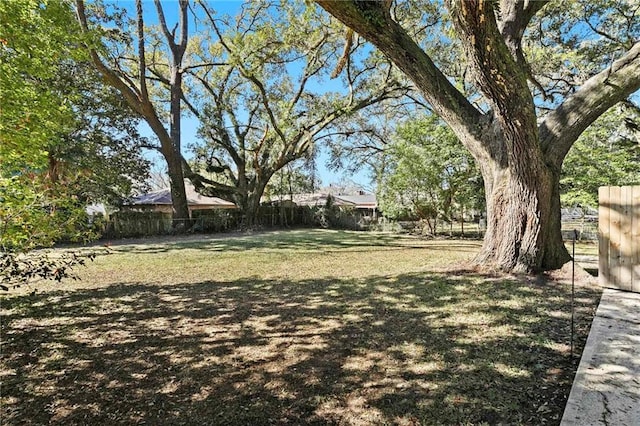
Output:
[598, 187, 610, 288]
[633, 186, 640, 292]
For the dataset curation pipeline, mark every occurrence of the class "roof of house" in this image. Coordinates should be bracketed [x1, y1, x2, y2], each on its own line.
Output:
[285, 192, 377, 209]
[127, 182, 236, 208]
[128, 181, 376, 210]
[335, 194, 377, 208]
[289, 193, 355, 207]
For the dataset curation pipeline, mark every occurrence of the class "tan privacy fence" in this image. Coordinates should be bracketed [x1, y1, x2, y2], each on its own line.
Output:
[598, 186, 640, 292]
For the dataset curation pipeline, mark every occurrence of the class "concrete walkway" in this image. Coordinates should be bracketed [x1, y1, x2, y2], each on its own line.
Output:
[561, 288, 640, 426]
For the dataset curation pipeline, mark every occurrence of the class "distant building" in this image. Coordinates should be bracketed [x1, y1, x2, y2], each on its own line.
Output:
[275, 191, 378, 219]
[124, 181, 236, 216]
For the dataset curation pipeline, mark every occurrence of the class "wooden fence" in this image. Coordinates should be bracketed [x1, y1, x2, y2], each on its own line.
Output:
[99, 205, 377, 239]
[598, 185, 640, 292]
[102, 211, 173, 239]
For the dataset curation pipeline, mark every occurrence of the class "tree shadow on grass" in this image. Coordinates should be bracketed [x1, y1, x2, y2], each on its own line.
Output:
[1, 272, 600, 425]
[98, 229, 482, 256]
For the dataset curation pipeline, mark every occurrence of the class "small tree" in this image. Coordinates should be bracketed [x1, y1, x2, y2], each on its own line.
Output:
[1, 0, 101, 289]
[378, 115, 483, 234]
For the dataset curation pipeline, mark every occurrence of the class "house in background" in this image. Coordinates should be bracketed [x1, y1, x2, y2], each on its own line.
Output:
[101, 181, 237, 238]
[127, 179, 376, 218]
[124, 181, 236, 215]
[334, 193, 378, 219]
[286, 192, 377, 218]
[111, 181, 378, 236]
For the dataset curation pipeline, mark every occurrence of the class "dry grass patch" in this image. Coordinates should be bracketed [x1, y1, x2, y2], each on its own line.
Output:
[1, 230, 600, 425]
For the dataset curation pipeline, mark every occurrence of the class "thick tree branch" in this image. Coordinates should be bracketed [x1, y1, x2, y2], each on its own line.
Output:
[448, 0, 537, 130]
[76, 1, 142, 114]
[315, 0, 487, 161]
[497, 0, 550, 99]
[154, 0, 176, 53]
[182, 160, 240, 202]
[176, 0, 189, 53]
[497, 0, 550, 45]
[540, 41, 640, 167]
[75, 0, 170, 146]
[447, 0, 545, 175]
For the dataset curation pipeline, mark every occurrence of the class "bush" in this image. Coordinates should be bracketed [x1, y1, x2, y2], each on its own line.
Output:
[191, 209, 240, 233]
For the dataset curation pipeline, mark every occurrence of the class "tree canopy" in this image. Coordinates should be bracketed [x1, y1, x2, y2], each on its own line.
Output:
[181, 0, 408, 226]
[76, 0, 409, 228]
[378, 115, 483, 233]
[0, 0, 78, 170]
[1, 0, 147, 289]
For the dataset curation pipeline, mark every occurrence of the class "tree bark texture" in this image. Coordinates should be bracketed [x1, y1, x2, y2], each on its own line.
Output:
[315, 0, 640, 273]
[158, 0, 191, 226]
[75, 0, 191, 224]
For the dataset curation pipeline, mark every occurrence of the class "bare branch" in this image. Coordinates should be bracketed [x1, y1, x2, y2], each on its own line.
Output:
[154, 0, 176, 52]
[181, 62, 227, 72]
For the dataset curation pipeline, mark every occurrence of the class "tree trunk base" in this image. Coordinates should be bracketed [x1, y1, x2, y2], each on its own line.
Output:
[472, 237, 571, 275]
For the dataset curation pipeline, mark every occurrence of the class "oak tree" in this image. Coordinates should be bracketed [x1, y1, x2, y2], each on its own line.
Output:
[182, 0, 409, 227]
[315, 0, 640, 272]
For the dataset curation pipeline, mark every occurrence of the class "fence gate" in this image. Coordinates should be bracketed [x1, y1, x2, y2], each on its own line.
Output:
[598, 185, 640, 292]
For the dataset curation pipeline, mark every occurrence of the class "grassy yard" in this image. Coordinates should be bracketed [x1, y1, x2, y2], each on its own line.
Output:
[1, 230, 601, 425]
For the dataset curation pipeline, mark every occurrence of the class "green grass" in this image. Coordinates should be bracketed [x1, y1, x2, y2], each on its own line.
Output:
[1, 230, 601, 425]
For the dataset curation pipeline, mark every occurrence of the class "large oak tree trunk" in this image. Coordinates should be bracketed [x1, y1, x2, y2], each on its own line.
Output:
[446, 0, 567, 273]
[243, 195, 261, 229]
[475, 155, 569, 273]
[239, 179, 270, 230]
